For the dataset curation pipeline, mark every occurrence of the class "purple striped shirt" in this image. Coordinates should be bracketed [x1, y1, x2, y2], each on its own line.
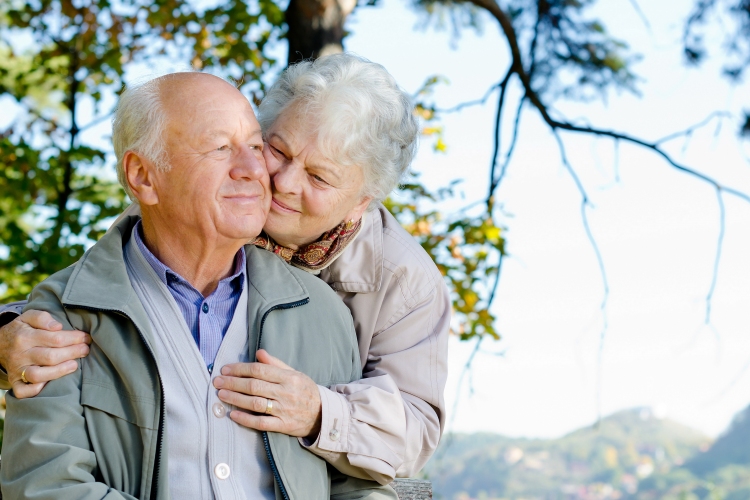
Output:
[133, 221, 246, 370]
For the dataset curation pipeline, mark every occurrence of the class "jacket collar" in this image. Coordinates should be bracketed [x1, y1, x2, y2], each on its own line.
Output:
[319, 204, 385, 294]
[61, 214, 143, 316]
[62, 215, 309, 316]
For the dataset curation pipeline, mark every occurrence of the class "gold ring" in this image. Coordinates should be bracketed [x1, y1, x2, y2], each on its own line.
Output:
[21, 367, 30, 384]
[265, 398, 273, 415]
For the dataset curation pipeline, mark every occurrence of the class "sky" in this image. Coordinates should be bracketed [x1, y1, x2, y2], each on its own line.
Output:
[342, 0, 750, 439]
[3, 0, 750, 440]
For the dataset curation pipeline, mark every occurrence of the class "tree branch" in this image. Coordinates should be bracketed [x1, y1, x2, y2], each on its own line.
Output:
[705, 188, 726, 324]
[553, 130, 610, 425]
[627, 0, 652, 32]
[654, 111, 730, 146]
[467, 0, 750, 206]
[487, 65, 516, 207]
[436, 81, 503, 114]
[493, 96, 525, 189]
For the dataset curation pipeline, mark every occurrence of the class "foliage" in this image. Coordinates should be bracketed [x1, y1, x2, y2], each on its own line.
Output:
[386, 75, 506, 340]
[0, 0, 284, 301]
[684, 0, 750, 136]
[385, 177, 505, 340]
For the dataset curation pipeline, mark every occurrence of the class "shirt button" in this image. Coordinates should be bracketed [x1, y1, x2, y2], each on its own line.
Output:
[329, 428, 340, 441]
[212, 403, 227, 418]
[214, 463, 230, 480]
[202, 303, 209, 313]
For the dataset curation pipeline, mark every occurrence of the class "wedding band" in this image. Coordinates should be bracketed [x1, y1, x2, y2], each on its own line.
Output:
[265, 398, 273, 415]
[21, 367, 30, 384]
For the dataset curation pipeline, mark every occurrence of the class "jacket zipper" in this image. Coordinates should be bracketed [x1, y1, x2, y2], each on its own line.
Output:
[70, 297, 309, 500]
[68, 305, 166, 499]
[257, 298, 309, 500]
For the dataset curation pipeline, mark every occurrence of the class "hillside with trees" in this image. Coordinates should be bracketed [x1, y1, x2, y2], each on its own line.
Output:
[426, 406, 750, 499]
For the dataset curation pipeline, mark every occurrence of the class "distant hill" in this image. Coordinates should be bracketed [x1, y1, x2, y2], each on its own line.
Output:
[686, 404, 750, 476]
[424, 407, 713, 500]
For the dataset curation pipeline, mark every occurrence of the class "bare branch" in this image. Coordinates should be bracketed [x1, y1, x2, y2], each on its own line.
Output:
[553, 131, 611, 425]
[627, 0, 652, 32]
[494, 97, 525, 189]
[487, 66, 516, 206]
[436, 81, 503, 114]
[655, 111, 731, 145]
[705, 188, 726, 324]
[466, 0, 750, 205]
[79, 111, 115, 133]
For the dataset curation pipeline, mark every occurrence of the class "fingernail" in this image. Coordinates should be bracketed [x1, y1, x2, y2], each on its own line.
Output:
[221, 366, 229, 375]
[214, 377, 224, 388]
[48, 321, 61, 329]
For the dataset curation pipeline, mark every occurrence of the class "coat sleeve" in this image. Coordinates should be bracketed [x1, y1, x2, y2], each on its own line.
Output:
[300, 278, 451, 485]
[0, 281, 137, 500]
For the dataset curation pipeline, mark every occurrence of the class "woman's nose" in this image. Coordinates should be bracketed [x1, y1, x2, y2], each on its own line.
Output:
[270, 160, 303, 195]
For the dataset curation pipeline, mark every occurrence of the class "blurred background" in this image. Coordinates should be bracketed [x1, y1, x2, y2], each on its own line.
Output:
[2, 0, 750, 498]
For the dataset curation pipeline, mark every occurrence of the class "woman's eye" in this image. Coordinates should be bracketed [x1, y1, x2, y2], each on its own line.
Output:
[312, 174, 328, 185]
[217, 145, 229, 152]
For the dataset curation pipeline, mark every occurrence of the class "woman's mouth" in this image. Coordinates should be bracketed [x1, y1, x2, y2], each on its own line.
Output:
[271, 197, 301, 213]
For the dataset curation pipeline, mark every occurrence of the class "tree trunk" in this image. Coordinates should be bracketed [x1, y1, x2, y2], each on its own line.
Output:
[285, 0, 356, 64]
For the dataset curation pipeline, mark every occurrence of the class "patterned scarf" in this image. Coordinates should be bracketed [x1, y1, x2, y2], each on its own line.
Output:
[252, 217, 363, 272]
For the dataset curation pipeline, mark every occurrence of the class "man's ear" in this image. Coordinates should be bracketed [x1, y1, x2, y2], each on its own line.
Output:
[344, 196, 373, 224]
[124, 151, 159, 206]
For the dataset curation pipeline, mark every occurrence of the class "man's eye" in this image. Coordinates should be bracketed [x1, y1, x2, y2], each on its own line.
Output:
[217, 145, 229, 151]
[312, 175, 328, 184]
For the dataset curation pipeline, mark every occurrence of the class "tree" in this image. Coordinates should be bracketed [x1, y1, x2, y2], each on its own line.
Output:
[0, 0, 284, 300]
[2, 0, 749, 360]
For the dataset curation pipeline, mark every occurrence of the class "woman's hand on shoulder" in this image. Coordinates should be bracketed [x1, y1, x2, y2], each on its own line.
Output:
[0, 310, 91, 399]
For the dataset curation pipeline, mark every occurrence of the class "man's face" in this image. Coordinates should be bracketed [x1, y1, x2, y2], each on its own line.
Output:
[148, 75, 270, 246]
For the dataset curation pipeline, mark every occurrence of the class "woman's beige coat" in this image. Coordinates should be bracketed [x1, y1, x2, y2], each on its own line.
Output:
[309, 204, 450, 484]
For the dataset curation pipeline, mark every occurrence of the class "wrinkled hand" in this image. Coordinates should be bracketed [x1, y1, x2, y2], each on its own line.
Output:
[213, 349, 322, 439]
[0, 310, 91, 399]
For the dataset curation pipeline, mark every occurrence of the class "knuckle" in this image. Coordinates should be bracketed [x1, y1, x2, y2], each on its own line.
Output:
[247, 379, 261, 394]
[39, 349, 58, 366]
[50, 333, 65, 347]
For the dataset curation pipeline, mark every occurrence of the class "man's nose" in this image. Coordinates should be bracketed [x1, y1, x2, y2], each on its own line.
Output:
[230, 145, 267, 181]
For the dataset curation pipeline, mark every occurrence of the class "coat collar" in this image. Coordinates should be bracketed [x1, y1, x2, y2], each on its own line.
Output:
[61, 215, 309, 317]
[318, 204, 385, 294]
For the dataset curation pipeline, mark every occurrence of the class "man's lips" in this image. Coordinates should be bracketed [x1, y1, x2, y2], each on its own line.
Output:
[271, 197, 300, 213]
[224, 194, 263, 204]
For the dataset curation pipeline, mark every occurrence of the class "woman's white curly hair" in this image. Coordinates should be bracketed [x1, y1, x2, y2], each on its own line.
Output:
[258, 53, 419, 206]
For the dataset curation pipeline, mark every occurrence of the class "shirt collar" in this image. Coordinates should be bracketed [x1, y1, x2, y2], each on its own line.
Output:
[133, 220, 246, 294]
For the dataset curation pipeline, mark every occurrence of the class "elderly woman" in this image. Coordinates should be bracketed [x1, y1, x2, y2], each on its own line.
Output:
[0, 54, 450, 490]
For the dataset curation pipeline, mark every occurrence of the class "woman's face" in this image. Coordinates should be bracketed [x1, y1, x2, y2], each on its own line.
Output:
[262, 107, 372, 249]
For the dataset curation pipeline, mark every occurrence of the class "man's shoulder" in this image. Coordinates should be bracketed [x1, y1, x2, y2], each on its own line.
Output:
[246, 245, 349, 314]
[27, 265, 78, 304]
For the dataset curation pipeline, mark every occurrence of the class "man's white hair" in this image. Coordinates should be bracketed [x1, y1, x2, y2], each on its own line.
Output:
[112, 75, 175, 201]
[258, 53, 419, 206]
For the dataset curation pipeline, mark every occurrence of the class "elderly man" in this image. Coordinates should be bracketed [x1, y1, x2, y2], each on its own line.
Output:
[0, 72, 364, 499]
